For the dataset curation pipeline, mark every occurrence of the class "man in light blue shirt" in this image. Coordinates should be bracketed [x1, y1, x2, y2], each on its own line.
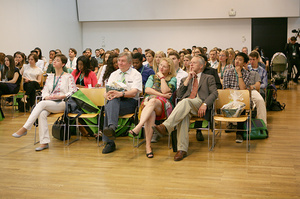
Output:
[248, 51, 268, 98]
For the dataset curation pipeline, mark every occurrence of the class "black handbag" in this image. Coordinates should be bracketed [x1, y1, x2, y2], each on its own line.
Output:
[52, 116, 70, 140]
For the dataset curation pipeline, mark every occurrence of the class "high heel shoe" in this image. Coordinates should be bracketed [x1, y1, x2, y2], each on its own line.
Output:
[12, 131, 27, 138]
[128, 130, 139, 137]
[146, 147, 154, 158]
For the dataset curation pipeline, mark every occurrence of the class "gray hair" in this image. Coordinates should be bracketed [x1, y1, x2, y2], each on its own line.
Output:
[118, 52, 132, 64]
[194, 55, 205, 66]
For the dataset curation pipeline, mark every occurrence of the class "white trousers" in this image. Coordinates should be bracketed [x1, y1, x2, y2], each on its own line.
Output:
[251, 90, 267, 126]
[23, 100, 65, 144]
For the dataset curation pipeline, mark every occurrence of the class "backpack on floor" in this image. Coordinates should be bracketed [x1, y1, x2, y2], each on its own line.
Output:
[266, 83, 286, 111]
[243, 119, 268, 140]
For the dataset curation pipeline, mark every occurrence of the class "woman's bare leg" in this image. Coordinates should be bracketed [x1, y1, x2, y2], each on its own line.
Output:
[131, 99, 162, 134]
[144, 111, 156, 156]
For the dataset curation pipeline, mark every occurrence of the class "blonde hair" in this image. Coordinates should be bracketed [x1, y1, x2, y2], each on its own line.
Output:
[217, 50, 230, 73]
[157, 57, 176, 81]
[153, 51, 166, 73]
[227, 49, 236, 64]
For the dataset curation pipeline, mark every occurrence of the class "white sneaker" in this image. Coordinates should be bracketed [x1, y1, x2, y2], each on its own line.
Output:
[236, 134, 243, 143]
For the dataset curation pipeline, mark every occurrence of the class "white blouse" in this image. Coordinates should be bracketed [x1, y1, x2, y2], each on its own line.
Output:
[23, 64, 43, 81]
[42, 73, 77, 100]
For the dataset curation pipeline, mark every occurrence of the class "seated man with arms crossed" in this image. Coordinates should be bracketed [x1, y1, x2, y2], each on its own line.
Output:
[152, 55, 218, 161]
[102, 52, 142, 154]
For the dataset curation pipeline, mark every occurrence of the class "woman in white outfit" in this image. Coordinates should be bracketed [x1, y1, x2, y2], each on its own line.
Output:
[12, 54, 77, 151]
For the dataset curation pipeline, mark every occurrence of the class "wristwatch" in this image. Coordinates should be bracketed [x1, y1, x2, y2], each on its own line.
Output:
[122, 91, 125, 97]
[203, 103, 207, 106]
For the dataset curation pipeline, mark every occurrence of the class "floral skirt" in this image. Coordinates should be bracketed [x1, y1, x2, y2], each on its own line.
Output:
[138, 95, 173, 121]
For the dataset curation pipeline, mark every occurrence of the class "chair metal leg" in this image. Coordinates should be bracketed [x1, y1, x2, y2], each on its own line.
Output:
[34, 125, 40, 145]
[168, 133, 171, 149]
[65, 118, 80, 146]
[247, 118, 251, 152]
[133, 128, 145, 148]
[207, 122, 211, 151]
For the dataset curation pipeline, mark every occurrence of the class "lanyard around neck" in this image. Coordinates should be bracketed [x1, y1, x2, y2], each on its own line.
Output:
[53, 72, 64, 92]
[79, 72, 84, 82]
[234, 68, 239, 85]
[221, 65, 227, 79]
[140, 65, 145, 74]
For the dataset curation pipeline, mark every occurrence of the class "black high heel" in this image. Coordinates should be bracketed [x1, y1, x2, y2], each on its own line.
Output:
[128, 130, 139, 137]
[146, 151, 154, 158]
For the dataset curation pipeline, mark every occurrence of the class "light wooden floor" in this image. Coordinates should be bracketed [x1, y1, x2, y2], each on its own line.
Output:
[0, 84, 299, 199]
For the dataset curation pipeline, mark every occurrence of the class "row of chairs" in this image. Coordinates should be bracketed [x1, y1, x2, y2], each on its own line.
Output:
[32, 88, 251, 152]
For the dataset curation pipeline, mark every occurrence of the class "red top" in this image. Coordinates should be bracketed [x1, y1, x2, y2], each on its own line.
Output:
[71, 69, 97, 88]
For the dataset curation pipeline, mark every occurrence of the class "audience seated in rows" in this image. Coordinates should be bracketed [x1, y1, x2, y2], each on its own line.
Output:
[1, 45, 278, 161]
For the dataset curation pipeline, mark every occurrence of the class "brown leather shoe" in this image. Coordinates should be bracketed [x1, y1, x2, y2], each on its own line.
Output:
[152, 124, 168, 137]
[174, 150, 187, 161]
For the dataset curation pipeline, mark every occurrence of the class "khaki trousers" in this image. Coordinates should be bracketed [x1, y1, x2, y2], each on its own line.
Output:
[163, 98, 202, 152]
[251, 90, 267, 126]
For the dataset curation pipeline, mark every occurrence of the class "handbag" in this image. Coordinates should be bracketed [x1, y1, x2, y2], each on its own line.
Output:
[52, 116, 70, 140]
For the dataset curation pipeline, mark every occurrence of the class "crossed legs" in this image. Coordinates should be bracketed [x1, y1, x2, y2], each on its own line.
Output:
[131, 98, 162, 155]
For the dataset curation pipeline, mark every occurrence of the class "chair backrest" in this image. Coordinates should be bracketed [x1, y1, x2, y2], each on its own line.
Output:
[20, 78, 24, 91]
[80, 87, 106, 107]
[215, 89, 250, 110]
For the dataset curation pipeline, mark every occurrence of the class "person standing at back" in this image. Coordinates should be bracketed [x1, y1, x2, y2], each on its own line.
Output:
[284, 36, 300, 84]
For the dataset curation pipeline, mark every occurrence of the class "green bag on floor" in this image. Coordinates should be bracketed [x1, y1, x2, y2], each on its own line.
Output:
[115, 118, 142, 138]
[0, 107, 4, 121]
[243, 119, 268, 140]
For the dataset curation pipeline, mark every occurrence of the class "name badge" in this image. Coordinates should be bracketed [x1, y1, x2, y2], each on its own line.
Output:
[128, 81, 133, 83]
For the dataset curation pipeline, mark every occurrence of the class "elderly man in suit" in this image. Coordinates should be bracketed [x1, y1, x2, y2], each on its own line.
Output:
[152, 55, 218, 161]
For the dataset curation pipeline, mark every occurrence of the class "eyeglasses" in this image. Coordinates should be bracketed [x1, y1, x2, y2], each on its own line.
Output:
[219, 55, 226, 57]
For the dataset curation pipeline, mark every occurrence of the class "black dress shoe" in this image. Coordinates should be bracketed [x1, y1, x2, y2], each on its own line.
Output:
[196, 130, 204, 141]
[103, 127, 116, 140]
[102, 142, 116, 154]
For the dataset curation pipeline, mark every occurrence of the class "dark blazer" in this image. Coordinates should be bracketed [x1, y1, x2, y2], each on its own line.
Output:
[284, 42, 300, 59]
[203, 66, 222, 89]
[176, 73, 218, 109]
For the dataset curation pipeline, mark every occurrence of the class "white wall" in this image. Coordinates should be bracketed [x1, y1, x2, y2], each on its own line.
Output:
[77, 0, 300, 22]
[1, 0, 300, 59]
[0, 0, 82, 60]
[82, 18, 251, 53]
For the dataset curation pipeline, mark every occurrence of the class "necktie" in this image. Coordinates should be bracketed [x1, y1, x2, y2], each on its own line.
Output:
[189, 76, 198, 99]
[121, 72, 126, 84]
